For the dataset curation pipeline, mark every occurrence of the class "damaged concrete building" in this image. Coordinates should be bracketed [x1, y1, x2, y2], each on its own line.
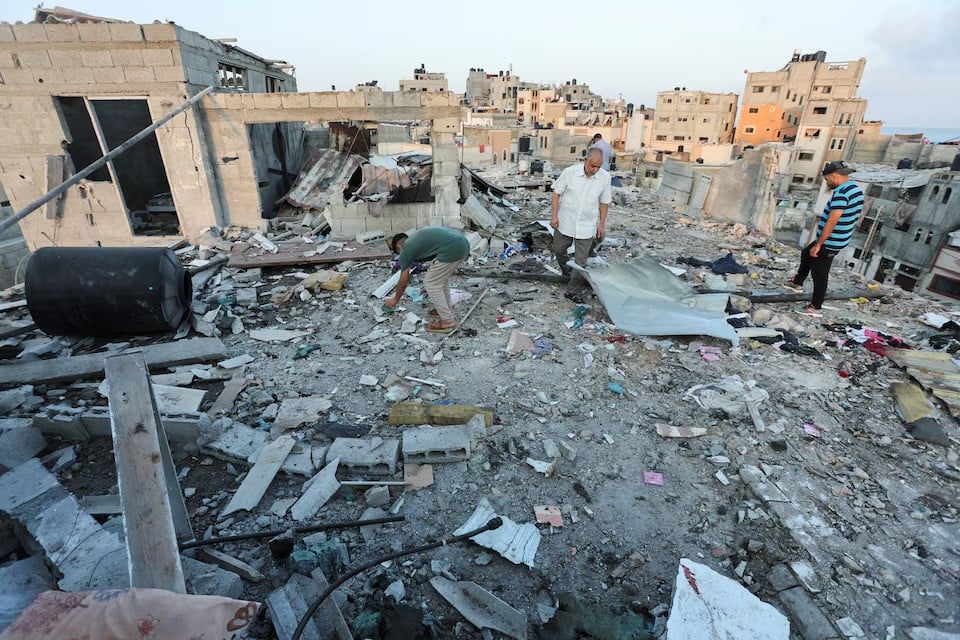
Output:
[0, 13, 466, 250]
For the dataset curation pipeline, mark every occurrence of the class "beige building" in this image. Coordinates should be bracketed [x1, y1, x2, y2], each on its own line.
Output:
[789, 97, 868, 186]
[517, 86, 559, 127]
[558, 79, 601, 109]
[399, 65, 449, 93]
[0, 16, 466, 250]
[354, 81, 383, 93]
[650, 89, 738, 161]
[736, 50, 866, 149]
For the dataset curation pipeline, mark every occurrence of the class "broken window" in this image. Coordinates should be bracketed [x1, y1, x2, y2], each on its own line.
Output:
[792, 175, 805, 184]
[673, 136, 685, 141]
[944, 187, 953, 204]
[798, 152, 814, 161]
[659, 117, 670, 122]
[799, 96, 803, 105]
[744, 127, 756, 134]
[703, 118, 710, 123]
[89, 99, 179, 235]
[821, 85, 832, 94]
[813, 107, 827, 115]
[753, 86, 765, 93]
[930, 275, 960, 299]
[925, 232, 934, 245]
[570, 146, 576, 153]
[805, 129, 821, 138]
[218, 63, 247, 91]
[748, 108, 759, 114]
[53, 96, 110, 182]
[53, 96, 179, 235]
[656, 135, 667, 141]
[699, 137, 708, 143]
[914, 229, 923, 242]
[930, 186, 941, 200]
[838, 138, 844, 150]
[266, 76, 284, 93]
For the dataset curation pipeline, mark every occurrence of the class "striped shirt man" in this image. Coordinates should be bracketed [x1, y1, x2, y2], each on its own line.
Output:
[816, 179, 864, 251]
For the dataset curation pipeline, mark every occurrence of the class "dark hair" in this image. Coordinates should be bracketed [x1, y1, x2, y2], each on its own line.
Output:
[388, 233, 408, 253]
[592, 133, 602, 140]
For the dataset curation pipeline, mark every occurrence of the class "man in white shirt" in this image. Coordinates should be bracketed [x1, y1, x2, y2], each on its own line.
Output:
[550, 148, 612, 299]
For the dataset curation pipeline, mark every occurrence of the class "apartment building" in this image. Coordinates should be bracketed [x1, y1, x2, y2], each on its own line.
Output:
[649, 89, 738, 161]
[399, 65, 448, 93]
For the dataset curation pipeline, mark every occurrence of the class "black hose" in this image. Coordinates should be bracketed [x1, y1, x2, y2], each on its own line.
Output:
[291, 517, 504, 640]
[178, 515, 405, 551]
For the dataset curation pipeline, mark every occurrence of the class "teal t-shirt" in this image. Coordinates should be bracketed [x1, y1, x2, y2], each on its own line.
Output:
[398, 227, 470, 269]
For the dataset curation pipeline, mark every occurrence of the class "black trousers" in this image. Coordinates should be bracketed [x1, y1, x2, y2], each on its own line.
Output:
[793, 242, 837, 309]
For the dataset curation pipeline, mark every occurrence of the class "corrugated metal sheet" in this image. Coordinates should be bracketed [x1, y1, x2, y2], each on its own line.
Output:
[886, 348, 960, 417]
[283, 149, 363, 211]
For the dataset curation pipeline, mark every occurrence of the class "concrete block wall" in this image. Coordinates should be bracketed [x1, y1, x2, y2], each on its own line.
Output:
[326, 200, 440, 237]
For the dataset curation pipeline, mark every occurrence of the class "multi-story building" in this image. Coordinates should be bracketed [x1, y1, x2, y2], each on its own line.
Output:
[649, 89, 738, 161]
[517, 86, 559, 127]
[558, 79, 601, 110]
[399, 65, 448, 93]
[737, 50, 870, 184]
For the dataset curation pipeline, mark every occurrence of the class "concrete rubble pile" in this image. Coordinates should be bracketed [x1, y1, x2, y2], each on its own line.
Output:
[0, 172, 958, 640]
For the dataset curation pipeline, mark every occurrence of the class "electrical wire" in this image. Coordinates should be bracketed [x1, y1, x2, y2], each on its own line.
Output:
[178, 515, 405, 551]
[291, 517, 503, 640]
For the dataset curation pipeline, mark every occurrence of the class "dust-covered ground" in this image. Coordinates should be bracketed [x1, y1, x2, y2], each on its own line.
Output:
[10, 185, 960, 639]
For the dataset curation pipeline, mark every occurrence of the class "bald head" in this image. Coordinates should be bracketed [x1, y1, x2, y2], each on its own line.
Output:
[584, 148, 603, 176]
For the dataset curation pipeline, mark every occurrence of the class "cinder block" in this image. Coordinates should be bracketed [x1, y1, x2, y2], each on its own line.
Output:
[48, 50, 82, 67]
[2, 69, 36, 85]
[123, 66, 156, 83]
[109, 49, 143, 66]
[153, 65, 184, 83]
[15, 50, 51, 68]
[778, 588, 839, 640]
[252, 93, 283, 110]
[402, 425, 472, 464]
[364, 91, 392, 109]
[11, 24, 48, 42]
[280, 92, 310, 109]
[43, 24, 79, 42]
[32, 68, 65, 85]
[108, 23, 143, 42]
[308, 92, 338, 109]
[60, 67, 95, 84]
[80, 50, 112, 67]
[35, 413, 89, 441]
[141, 48, 174, 66]
[0, 23, 14, 42]
[326, 438, 399, 476]
[142, 23, 178, 42]
[77, 23, 111, 42]
[93, 67, 125, 84]
[336, 92, 365, 108]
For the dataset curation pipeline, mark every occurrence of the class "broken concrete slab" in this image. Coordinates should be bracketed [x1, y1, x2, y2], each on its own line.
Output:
[402, 424, 472, 464]
[430, 577, 526, 640]
[291, 457, 341, 521]
[665, 558, 789, 640]
[326, 438, 399, 476]
[222, 435, 296, 516]
[268, 570, 353, 640]
[33, 412, 88, 441]
[272, 396, 333, 434]
[739, 465, 790, 503]
[249, 328, 310, 342]
[198, 548, 265, 583]
[181, 555, 243, 600]
[907, 629, 960, 640]
[204, 422, 269, 463]
[0, 423, 46, 470]
[656, 423, 707, 438]
[454, 498, 540, 568]
[777, 587, 837, 640]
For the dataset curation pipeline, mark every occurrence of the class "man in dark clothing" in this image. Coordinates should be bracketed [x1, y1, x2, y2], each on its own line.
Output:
[789, 161, 864, 313]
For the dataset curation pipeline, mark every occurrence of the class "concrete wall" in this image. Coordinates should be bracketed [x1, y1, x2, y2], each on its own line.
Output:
[198, 91, 464, 231]
[0, 20, 293, 249]
[883, 141, 959, 169]
[325, 199, 447, 237]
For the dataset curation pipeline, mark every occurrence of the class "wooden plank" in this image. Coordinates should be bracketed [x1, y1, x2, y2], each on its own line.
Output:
[228, 239, 391, 269]
[221, 435, 296, 517]
[388, 402, 493, 427]
[105, 352, 186, 593]
[154, 404, 193, 543]
[207, 376, 248, 417]
[0, 337, 226, 385]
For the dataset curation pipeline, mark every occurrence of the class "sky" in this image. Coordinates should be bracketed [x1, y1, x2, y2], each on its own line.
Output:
[10, 0, 960, 128]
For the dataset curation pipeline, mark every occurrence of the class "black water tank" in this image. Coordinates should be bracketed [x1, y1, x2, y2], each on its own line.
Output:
[26, 247, 192, 337]
[897, 158, 913, 169]
[952, 152, 960, 172]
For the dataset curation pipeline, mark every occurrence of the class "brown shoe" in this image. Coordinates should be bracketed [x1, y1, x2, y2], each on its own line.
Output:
[426, 320, 456, 334]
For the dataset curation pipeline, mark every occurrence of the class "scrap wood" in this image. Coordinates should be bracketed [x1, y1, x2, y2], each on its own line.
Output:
[0, 337, 227, 385]
[388, 402, 493, 427]
[105, 351, 187, 593]
[221, 435, 297, 517]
